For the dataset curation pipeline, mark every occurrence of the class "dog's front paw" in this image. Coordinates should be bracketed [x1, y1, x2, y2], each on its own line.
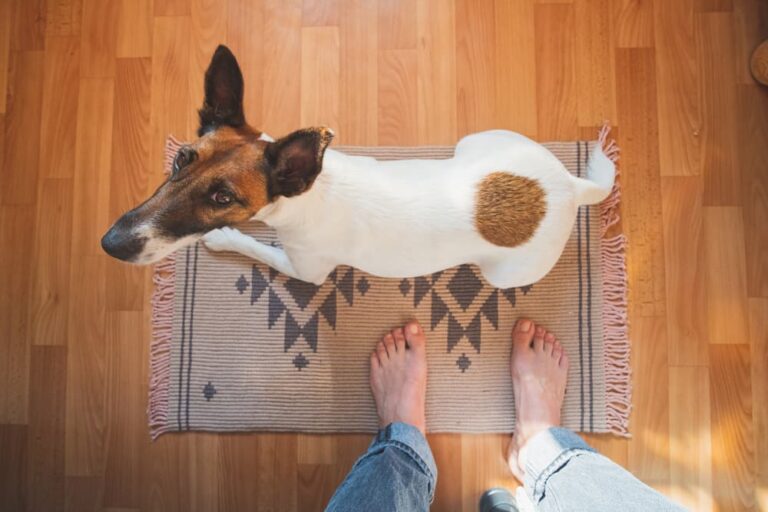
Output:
[202, 227, 240, 252]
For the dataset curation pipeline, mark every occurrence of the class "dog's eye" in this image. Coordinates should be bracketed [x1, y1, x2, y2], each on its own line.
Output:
[212, 190, 233, 205]
[172, 147, 197, 178]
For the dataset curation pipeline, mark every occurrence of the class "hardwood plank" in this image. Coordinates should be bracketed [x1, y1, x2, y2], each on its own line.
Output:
[733, 0, 768, 85]
[416, 0, 457, 144]
[140, 437, 190, 512]
[654, 0, 701, 176]
[0, 1, 11, 113]
[219, 435, 260, 510]
[227, 0, 264, 128]
[150, 15, 191, 184]
[39, 35, 80, 180]
[460, 435, 516, 512]
[256, 434, 298, 512]
[704, 207, 749, 344]
[116, 0, 152, 58]
[11, 0, 46, 51]
[1, 50, 44, 206]
[79, 0, 118, 78]
[615, 48, 666, 317]
[187, 434, 220, 512]
[300, 27, 340, 129]
[697, 13, 740, 206]
[262, 0, 301, 138]
[0, 424, 28, 511]
[662, 177, 708, 365]
[378, 49, 417, 145]
[533, 4, 577, 140]
[429, 434, 463, 511]
[45, 0, 83, 37]
[696, 0, 733, 12]
[297, 434, 335, 465]
[710, 344, 757, 510]
[337, 0, 377, 145]
[627, 316, 670, 483]
[297, 463, 337, 512]
[748, 299, 768, 504]
[70, 77, 115, 256]
[492, 0, 536, 137]
[574, 0, 616, 126]
[154, 0, 190, 17]
[102, 312, 148, 509]
[613, 0, 655, 48]
[302, 0, 337, 27]
[668, 366, 713, 511]
[106, 58, 152, 312]
[64, 255, 107, 477]
[65, 476, 104, 512]
[456, 0, 496, 135]
[28, 178, 74, 346]
[28, 345, 67, 512]
[378, 0, 417, 50]
[187, 0, 228, 138]
[0, 205, 34, 424]
[739, 85, 768, 298]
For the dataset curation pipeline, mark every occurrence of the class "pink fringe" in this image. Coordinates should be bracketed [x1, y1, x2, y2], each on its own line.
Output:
[148, 136, 183, 440]
[597, 123, 631, 437]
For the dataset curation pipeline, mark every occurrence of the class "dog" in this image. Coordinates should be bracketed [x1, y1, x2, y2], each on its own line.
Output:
[101, 45, 615, 289]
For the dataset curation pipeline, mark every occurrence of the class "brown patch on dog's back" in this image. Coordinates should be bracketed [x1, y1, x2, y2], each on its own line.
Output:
[475, 173, 546, 248]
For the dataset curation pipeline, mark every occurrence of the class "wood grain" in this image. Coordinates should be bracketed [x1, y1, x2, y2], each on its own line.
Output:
[654, 0, 701, 176]
[0, 1, 766, 510]
[533, 4, 577, 140]
[710, 344, 756, 510]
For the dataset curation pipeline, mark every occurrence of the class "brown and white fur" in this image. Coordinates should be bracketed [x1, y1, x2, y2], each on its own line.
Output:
[102, 45, 615, 289]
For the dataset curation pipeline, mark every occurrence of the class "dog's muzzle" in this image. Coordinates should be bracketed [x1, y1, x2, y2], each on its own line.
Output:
[101, 224, 148, 262]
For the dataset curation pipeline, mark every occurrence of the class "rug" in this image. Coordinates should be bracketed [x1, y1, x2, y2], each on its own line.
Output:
[149, 129, 629, 439]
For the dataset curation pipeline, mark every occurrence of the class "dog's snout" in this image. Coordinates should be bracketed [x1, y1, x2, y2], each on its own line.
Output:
[101, 226, 147, 262]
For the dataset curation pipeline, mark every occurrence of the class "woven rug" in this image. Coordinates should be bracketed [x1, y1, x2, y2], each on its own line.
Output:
[149, 131, 629, 439]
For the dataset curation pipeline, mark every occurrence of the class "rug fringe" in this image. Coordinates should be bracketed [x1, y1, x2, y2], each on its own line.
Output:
[598, 123, 631, 438]
[148, 135, 184, 440]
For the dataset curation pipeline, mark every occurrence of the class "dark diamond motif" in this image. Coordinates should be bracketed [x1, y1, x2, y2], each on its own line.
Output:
[268, 289, 286, 328]
[337, 268, 355, 305]
[431, 290, 448, 330]
[447, 313, 481, 353]
[447, 265, 483, 311]
[251, 265, 268, 304]
[285, 278, 320, 310]
[399, 279, 412, 296]
[320, 290, 337, 329]
[456, 353, 472, 373]
[285, 312, 319, 352]
[203, 381, 217, 401]
[502, 288, 517, 307]
[414, 276, 432, 308]
[269, 267, 279, 282]
[357, 277, 370, 296]
[235, 274, 249, 294]
[293, 352, 310, 370]
[480, 290, 499, 329]
[521, 284, 533, 295]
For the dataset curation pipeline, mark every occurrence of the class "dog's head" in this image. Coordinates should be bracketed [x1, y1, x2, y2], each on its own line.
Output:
[101, 45, 333, 264]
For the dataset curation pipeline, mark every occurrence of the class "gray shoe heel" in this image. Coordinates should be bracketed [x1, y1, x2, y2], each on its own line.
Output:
[479, 487, 519, 512]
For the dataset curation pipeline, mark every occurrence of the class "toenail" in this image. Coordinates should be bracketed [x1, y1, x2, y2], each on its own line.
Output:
[409, 323, 419, 334]
[520, 320, 531, 332]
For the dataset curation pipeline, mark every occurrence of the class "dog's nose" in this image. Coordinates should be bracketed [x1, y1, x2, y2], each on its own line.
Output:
[101, 227, 146, 262]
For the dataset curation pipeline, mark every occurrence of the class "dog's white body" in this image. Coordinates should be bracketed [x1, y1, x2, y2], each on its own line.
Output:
[202, 130, 615, 288]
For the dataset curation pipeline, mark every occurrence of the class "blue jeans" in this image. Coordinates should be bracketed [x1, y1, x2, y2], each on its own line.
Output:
[325, 423, 686, 511]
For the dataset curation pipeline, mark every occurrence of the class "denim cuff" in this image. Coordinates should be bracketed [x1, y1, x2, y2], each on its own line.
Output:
[523, 427, 595, 502]
[372, 422, 438, 500]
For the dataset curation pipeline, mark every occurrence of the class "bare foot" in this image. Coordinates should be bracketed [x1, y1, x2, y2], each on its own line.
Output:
[507, 319, 569, 482]
[370, 320, 428, 435]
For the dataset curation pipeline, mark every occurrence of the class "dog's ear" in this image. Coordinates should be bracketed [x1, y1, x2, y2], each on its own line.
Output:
[264, 127, 334, 198]
[198, 45, 245, 136]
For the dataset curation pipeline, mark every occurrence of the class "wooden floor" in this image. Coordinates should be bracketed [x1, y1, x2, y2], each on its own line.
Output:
[0, 0, 766, 510]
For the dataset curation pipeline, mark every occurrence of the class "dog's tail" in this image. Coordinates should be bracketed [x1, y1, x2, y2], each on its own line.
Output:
[571, 129, 617, 206]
